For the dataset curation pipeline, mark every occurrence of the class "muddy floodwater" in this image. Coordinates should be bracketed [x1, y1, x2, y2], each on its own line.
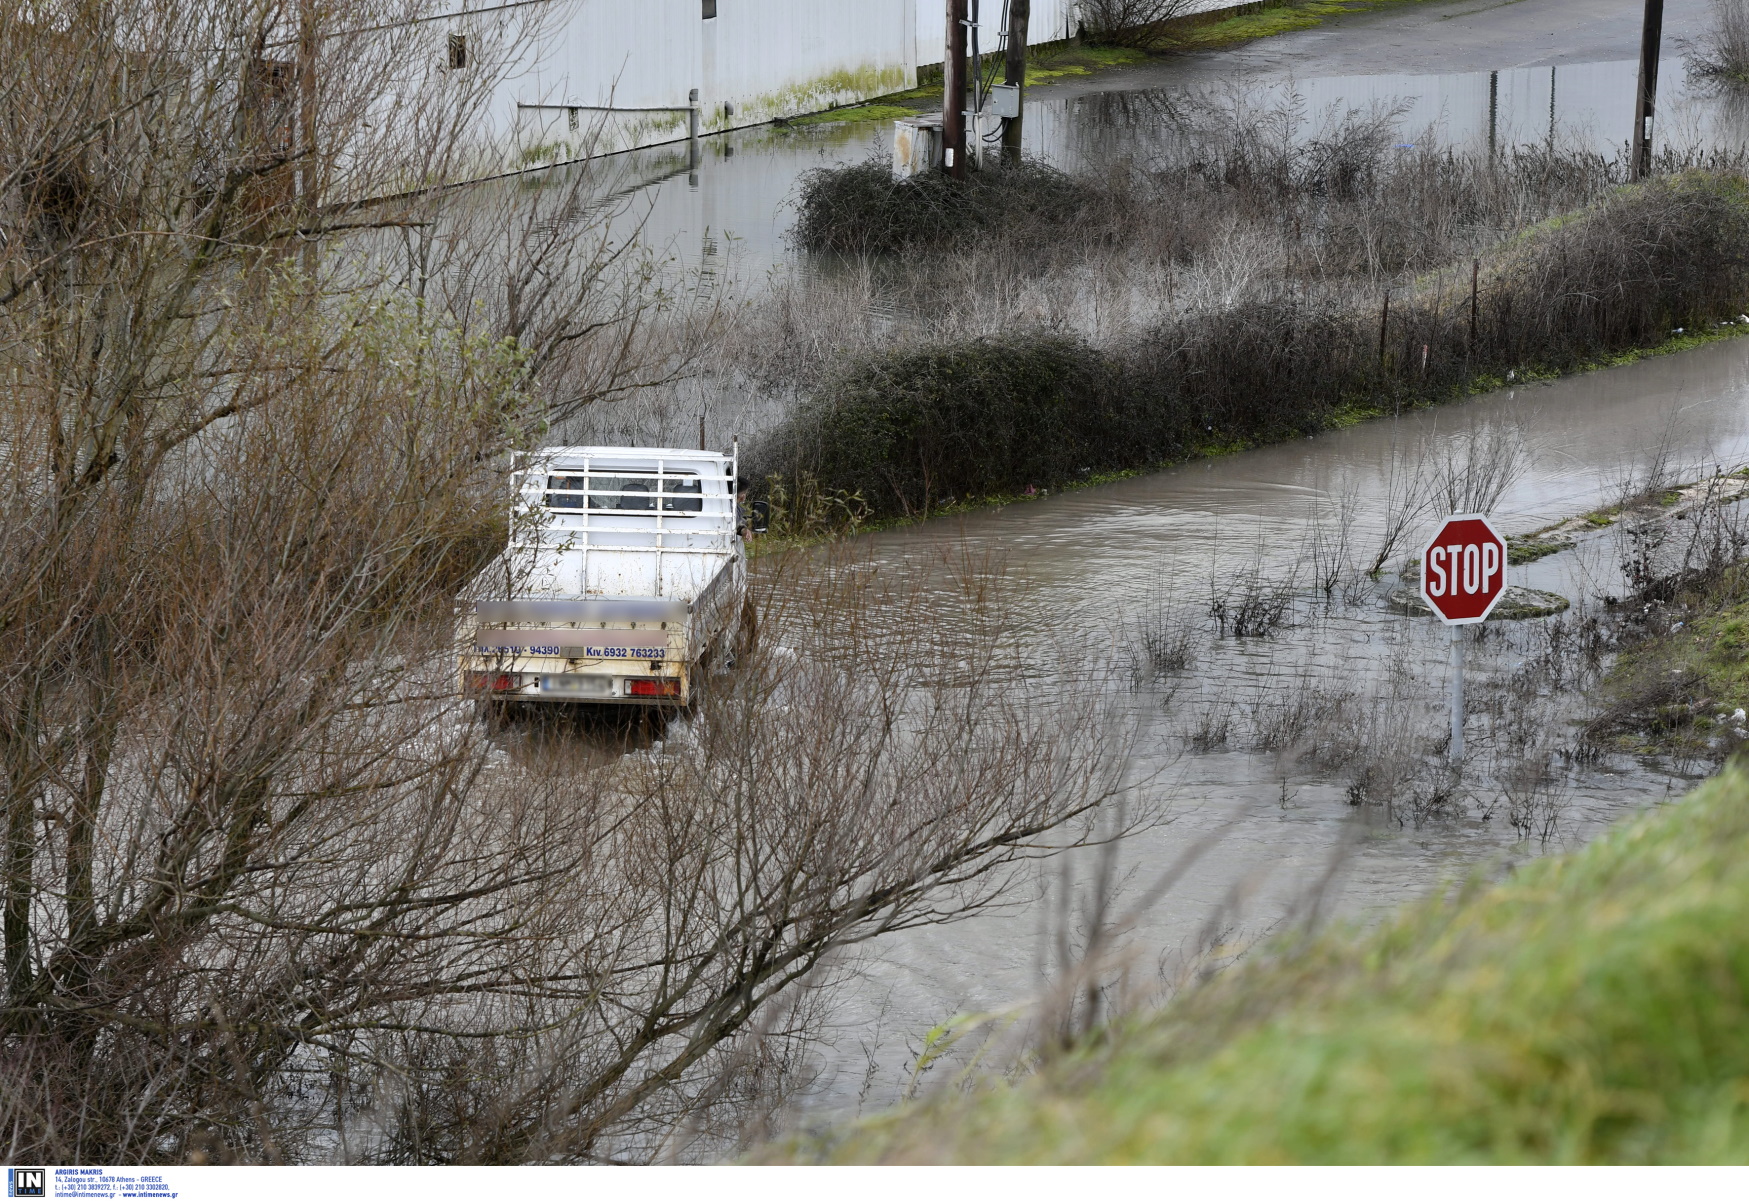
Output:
[774, 334, 1749, 1118]
[489, 4, 1749, 1127]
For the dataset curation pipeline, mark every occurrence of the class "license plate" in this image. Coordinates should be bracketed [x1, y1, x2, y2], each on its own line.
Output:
[540, 674, 613, 697]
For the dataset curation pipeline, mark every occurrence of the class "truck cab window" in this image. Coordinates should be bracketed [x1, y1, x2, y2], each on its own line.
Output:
[545, 474, 587, 508]
[613, 479, 655, 510]
[545, 471, 698, 514]
[660, 477, 703, 512]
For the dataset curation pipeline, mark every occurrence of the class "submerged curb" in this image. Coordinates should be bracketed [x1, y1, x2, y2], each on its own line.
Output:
[1387, 584, 1571, 620]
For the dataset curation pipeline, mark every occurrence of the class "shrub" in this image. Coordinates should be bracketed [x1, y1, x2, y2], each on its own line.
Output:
[791, 159, 1098, 256]
[754, 334, 1113, 516]
[756, 172, 1749, 520]
[1686, 0, 1749, 85]
[1079, 0, 1199, 48]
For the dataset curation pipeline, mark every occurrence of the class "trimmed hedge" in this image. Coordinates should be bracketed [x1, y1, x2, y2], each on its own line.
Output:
[755, 172, 1749, 519]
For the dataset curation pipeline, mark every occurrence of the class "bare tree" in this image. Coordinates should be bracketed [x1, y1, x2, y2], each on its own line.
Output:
[407, 145, 728, 428]
[1077, 0, 1198, 48]
[0, 457, 1136, 1162]
[1366, 440, 1437, 577]
[2, 0, 527, 1084]
[348, 548, 1137, 1164]
[0, 0, 1142, 1165]
[1685, 0, 1749, 85]
[1426, 419, 1528, 517]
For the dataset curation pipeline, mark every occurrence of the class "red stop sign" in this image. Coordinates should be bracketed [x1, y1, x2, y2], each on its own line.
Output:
[1420, 514, 1507, 624]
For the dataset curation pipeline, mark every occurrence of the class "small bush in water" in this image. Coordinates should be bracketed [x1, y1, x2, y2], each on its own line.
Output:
[791, 159, 1097, 256]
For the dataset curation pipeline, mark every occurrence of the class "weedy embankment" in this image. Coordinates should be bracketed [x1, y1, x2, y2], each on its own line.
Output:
[1586, 469, 1749, 766]
[763, 763, 1749, 1163]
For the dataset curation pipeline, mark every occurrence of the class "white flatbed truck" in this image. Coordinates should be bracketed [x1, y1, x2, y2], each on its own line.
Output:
[457, 446, 746, 708]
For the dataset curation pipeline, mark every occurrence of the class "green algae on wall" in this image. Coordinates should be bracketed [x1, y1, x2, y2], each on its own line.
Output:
[707, 61, 915, 130]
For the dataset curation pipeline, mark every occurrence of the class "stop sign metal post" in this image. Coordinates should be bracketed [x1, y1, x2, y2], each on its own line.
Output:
[1419, 514, 1508, 762]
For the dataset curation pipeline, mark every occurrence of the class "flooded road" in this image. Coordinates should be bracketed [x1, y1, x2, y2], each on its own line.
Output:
[482, 0, 1749, 1131]
[788, 332, 1749, 1118]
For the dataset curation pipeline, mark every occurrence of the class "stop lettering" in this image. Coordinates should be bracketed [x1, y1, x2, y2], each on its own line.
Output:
[1419, 514, 1508, 624]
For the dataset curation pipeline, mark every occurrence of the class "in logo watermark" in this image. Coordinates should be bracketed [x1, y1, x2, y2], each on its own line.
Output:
[6, 1169, 45, 1199]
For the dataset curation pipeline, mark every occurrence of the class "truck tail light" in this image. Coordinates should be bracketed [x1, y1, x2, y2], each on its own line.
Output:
[465, 671, 520, 693]
[627, 678, 681, 698]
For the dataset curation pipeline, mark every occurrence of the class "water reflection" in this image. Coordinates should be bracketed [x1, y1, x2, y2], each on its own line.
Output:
[519, 56, 1749, 284]
[1056, 58, 1744, 171]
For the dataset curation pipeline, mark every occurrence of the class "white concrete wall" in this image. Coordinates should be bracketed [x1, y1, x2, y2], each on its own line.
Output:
[707, 0, 916, 123]
[499, 0, 919, 118]
[914, 0, 1081, 67]
[518, 0, 702, 111]
[420, 0, 921, 169]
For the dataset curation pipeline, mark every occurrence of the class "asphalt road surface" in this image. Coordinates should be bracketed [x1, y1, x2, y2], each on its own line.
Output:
[1041, 0, 1715, 99]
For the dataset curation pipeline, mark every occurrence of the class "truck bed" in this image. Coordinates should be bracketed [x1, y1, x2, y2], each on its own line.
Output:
[457, 447, 744, 706]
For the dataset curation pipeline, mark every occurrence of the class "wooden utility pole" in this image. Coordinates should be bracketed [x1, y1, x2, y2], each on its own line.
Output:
[944, 0, 968, 179]
[1631, 0, 1665, 179]
[1001, 0, 1029, 165]
[1487, 69, 1497, 161]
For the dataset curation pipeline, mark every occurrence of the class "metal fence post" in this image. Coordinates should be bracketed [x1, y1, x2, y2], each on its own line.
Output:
[1449, 624, 1466, 763]
[688, 88, 700, 170]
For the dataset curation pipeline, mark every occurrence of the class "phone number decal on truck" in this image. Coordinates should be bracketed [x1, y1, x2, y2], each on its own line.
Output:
[477, 645, 665, 659]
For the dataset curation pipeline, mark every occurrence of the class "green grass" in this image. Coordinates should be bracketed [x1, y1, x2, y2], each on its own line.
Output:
[1665, 607, 1749, 711]
[1599, 575, 1749, 755]
[1174, 0, 1433, 50]
[1023, 45, 1149, 80]
[1687, 608, 1749, 714]
[1506, 537, 1574, 566]
[790, 47, 1150, 128]
[771, 766, 1749, 1164]
[789, 103, 918, 127]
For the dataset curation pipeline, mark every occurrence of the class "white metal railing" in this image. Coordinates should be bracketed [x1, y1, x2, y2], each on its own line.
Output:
[507, 452, 739, 596]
